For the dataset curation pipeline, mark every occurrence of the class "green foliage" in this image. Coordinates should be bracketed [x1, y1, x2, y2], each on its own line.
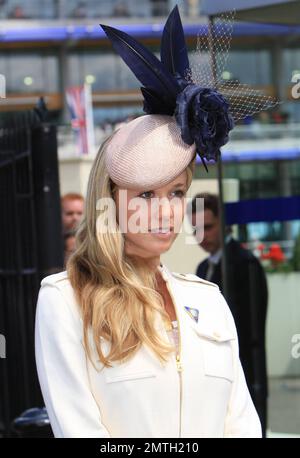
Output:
[264, 262, 293, 274]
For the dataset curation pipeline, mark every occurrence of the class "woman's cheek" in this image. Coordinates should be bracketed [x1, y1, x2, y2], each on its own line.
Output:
[172, 200, 185, 233]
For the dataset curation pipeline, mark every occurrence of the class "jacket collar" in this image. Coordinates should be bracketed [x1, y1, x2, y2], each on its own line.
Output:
[157, 263, 235, 343]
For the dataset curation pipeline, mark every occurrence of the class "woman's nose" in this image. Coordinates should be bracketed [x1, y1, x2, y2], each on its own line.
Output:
[150, 197, 174, 225]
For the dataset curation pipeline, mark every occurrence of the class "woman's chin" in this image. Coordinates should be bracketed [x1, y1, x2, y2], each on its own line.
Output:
[124, 232, 176, 259]
[147, 237, 174, 254]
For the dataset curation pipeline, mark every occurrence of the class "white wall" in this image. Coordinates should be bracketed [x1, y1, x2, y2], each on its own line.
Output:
[266, 273, 300, 377]
[59, 156, 95, 197]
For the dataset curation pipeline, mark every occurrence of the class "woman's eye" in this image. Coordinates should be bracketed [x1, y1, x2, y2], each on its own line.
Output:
[138, 190, 186, 199]
[171, 190, 186, 198]
[139, 191, 153, 199]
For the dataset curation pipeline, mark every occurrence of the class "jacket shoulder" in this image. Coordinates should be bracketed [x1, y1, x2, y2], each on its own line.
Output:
[38, 271, 80, 318]
[40, 271, 69, 288]
[171, 271, 219, 289]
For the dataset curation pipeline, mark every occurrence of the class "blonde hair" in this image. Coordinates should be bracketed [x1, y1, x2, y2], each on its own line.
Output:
[68, 134, 195, 368]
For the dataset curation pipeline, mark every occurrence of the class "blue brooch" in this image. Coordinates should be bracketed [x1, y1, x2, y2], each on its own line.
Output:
[184, 306, 199, 323]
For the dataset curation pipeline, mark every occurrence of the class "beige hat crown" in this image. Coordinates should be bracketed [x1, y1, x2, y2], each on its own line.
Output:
[105, 115, 196, 190]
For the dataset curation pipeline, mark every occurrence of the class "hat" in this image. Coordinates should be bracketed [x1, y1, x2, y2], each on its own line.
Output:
[105, 115, 196, 190]
[100, 6, 277, 190]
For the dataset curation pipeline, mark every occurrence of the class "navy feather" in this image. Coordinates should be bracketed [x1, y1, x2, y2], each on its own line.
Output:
[161, 5, 190, 78]
[100, 24, 180, 101]
[141, 87, 175, 115]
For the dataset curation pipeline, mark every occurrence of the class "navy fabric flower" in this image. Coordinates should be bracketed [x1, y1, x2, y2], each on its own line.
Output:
[175, 84, 234, 162]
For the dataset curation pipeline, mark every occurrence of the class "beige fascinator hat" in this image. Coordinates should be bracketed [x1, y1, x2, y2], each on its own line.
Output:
[105, 114, 196, 190]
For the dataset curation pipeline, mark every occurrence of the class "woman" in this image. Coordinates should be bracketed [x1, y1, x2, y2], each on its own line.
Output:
[35, 115, 261, 438]
[35, 7, 262, 438]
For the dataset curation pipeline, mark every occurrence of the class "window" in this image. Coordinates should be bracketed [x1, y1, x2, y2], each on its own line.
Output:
[0, 52, 59, 94]
[67, 51, 139, 91]
[225, 50, 272, 85]
[2, 0, 56, 20]
[283, 48, 300, 85]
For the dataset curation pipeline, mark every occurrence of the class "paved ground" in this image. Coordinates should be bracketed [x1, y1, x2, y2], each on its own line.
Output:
[267, 377, 300, 437]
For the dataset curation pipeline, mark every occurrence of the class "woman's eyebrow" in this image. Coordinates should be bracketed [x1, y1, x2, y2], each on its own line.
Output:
[172, 182, 186, 188]
[137, 183, 186, 195]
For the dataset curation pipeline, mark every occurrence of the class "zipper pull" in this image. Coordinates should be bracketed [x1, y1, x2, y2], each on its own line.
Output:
[176, 354, 183, 372]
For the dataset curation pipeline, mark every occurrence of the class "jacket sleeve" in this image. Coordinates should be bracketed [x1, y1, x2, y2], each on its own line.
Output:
[220, 294, 262, 438]
[35, 283, 111, 438]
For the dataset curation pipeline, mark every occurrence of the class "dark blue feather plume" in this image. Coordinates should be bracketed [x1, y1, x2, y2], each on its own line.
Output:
[161, 5, 190, 78]
[141, 87, 174, 115]
[100, 24, 180, 102]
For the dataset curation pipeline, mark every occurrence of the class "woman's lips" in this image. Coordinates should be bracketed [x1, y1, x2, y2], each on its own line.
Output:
[148, 228, 174, 238]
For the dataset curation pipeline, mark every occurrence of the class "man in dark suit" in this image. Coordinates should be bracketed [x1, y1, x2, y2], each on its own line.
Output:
[190, 193, 268, 436]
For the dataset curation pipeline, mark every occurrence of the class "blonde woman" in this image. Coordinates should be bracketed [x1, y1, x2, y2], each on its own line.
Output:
[35, 115, 261, 438]
[35, 7, 264, 438]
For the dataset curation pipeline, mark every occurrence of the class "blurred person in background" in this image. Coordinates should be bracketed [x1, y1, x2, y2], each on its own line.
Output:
[190, 192, 268, 437]
[61, 193, 84, 233]
[63, 230, 77, 267]
[113, 2, 130, 17]
[9, 5, 26, 19]
[71, 1, 87, 18]
[150, 0, 168, 16]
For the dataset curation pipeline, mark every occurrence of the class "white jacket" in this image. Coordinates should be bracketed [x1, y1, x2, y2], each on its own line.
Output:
[35, 264, 262, 438]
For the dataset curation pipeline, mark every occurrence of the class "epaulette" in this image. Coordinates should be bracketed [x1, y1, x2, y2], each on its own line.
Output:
[40, 271, 69, 287]
[171, 272, 219, 288]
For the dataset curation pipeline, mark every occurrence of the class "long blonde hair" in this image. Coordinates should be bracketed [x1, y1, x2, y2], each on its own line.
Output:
[68, 134, 195, 368]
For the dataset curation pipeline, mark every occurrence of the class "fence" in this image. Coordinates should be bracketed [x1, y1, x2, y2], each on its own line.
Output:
[0, 110, 63, 437]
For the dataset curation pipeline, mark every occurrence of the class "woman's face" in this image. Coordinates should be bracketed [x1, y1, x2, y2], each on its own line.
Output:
[114, 171, 188, 264]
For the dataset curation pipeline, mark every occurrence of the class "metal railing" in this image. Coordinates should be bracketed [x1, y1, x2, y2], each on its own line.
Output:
[0, 111, 63, 437]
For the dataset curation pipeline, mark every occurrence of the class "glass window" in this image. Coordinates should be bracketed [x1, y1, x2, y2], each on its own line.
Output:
[61, 0, 152, 19]
[117, 58, 140, 90]
[67, 51, 139, 91]
[283, 48, 300, 85]
[188, 48, 272, 86]
[43, 55, 59, 92]
[8, 54, 44, 93]
[225, 50, 272, 85]
[4, 0, 56, 19]
[68, 53, 84, 86]
[63, 0, 113, 19]
[2, 0, 190, 20]
[292, 162, 300, 186]
[238, 163, 259, 180]
[2, 52, 59, 94]
[68, 52, 117, 90]
[3, 52, 59, 93]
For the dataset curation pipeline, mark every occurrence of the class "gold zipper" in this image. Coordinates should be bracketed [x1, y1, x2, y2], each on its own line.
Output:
[165, 279, 183, 438]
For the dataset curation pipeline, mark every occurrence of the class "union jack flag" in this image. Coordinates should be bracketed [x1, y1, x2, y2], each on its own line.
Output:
[66, 86, 88, 155]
